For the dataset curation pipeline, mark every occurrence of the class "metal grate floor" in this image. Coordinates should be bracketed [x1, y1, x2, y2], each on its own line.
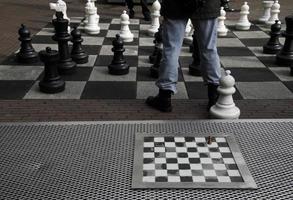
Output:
[0, 120, 292, 199]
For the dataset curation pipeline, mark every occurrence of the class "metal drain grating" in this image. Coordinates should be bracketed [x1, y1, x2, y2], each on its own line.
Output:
[0, 120, 293, 199]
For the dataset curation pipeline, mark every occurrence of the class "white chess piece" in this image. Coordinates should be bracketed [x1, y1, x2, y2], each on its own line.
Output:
[147, 0, 161, 36]
[266, 0, 281, 26]
[120, 10, 134, 42]
[258, 1, 274, 23]
[209, 70, 240, 119]
[217, 7, 228, 36]
[82, 0, 92, 26]
[184, 19, 194, 45]
[84, 2, 100, 35]
[50, 0, 70, 22]
[235, 2, 251, 30]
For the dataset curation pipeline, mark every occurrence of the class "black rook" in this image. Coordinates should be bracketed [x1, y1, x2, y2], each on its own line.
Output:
[17, 24, 38, 64]
[108, 34, 130, 75]
[39, 47, 65, 93]
[52, 12, 76, 74]
[149, 25, 162, 64]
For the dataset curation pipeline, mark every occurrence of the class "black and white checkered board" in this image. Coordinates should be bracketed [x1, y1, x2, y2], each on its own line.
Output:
[0, 17, 293, 100]
[132, 134, 257, 189]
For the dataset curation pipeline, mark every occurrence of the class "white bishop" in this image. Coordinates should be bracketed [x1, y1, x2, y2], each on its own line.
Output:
[147, 0, 161, 36]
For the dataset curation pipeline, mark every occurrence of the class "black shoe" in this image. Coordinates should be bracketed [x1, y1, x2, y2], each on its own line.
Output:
[143, 13, 151, 21]
[129, 9, 135, 18]
[146, 89, 172, 112]
[207, 83, 219, 110]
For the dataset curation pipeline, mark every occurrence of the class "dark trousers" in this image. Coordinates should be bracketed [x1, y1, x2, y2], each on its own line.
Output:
[125, 0, 150, 16]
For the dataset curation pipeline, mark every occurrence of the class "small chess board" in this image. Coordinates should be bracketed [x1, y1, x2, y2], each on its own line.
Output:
[132, 133, 257, 189]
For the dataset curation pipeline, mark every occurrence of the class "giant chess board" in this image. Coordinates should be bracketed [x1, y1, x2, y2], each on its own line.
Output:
[0, 17, 293, 100]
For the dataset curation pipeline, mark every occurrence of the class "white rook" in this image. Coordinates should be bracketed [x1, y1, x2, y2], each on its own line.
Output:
[209, 70, 240, 119]
[147, 0, 161, 37]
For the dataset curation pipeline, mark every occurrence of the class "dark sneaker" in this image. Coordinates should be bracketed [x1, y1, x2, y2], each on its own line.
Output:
[146, 89, 172, 112]
[129, 9, 135, 18]
[207, 83, 219, 110]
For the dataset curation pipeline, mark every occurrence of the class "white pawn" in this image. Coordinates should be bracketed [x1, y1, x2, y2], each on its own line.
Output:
[266, 0, 281, 26]
[147, 0, 161, 36]
[235, 2, 251, 30]
[258, 0, 274, 23]
[84, 2, 100, 35]
[120, 10, 134, 43]
[184, 19, 194, 45]
[217, 7, 228, 36]
[82, 0, 92, 26]
[209, 70, 240, 119]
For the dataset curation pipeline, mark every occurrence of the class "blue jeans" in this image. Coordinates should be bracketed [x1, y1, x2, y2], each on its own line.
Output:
[156, 18, 221, 93]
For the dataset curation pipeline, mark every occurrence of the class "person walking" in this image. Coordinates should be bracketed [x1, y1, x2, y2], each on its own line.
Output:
[146, 0, 221, 112]
[125, 0, 151, 21]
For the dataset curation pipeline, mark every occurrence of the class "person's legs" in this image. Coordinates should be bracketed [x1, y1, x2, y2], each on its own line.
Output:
[140, 0, 151, 20]
[191, 18, 221, 108]
[125, 0, 135, 18]
[156, 18, 188, 93]
[146, 18, 187, 112]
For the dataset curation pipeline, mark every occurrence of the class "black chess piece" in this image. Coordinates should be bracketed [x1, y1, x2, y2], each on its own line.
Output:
[276, 15, 293, 66]
[52, 12, 76, 75]
[39, 47, 65, 93]
[17, 24, 38, 64]
[149, 25, 162, 64]
[71, 26, 88, 64]
[221, 0, 235, 12]
[189, 34, 201, 76]
[150, 45, 162, 78]
[263, 20, 283, 54]
[108, 34, 130, 75]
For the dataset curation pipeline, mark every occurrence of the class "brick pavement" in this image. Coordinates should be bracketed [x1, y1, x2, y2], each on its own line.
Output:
[0, 0, 293, 122]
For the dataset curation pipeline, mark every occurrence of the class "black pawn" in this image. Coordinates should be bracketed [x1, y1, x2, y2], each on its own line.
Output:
[71, 27, 88, 64]
[108, 34, 130, 75]
[17, 24, 38, 64]
[189, 34, 201, 76]
[150, 45, 162, 78]
[221, 0, 235, 12]
[149, 25, 162, 64]
[39, 47, 65, 93]
[263, 20, 283, 54]
[52, 12, 76, 75]
[276, 15, 293, 67]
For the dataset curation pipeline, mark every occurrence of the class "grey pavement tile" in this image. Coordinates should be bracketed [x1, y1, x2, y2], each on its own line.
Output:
[0, 65, 43, 80]
[136, 82, 188, 99]
[24, 81, 86, 99]
[220, 56, 266, 68]
[269, 67, 293, 81]
[236, 82, 293, 99]
[217, 38, 245, 47]
[99, 45, 138, 56]
[89, 66, 136, 81]
[81, 36, 104, 45]
[233, 31, 269, 39]
[77, 55, 97, 67]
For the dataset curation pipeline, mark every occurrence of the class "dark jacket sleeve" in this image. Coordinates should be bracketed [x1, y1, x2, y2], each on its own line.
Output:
[161, 0, 220, 20]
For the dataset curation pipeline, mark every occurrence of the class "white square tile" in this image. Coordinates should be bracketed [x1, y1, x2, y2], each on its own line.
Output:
[155, 170, 167, 176]
[176, 147, 188, 153]
[200, 158, 213, 164]
[177, 158, 189, 163]
[217, 176, 232, 182]
[223, 158, 236, 164]
[154, 147, 165, 152]
[144, 153, 155, 158]
[143, 164, 155, 170]
[154, 137, 164, 142]
[0, 65, 43, 80]
[174, 137, 185, 142]
[165, 152, 177, 158]
[89, 66, 136, 81]
[192, 176, 206, 182]
[164, 142, 176, 148]
[155, 158, 166, 163]
[179, 170, 192, 176]
[143, 176, 155, 182]
[213, 164, 226, 170]
[227, 170, 241, 177]
[144, 142, 154, 147]
[190, 164, 202, 170]
[203, 170, 217, 176]
[167, 164, 179, 170]
[188, 152, 200, 158]
[168, 176, 181, 182]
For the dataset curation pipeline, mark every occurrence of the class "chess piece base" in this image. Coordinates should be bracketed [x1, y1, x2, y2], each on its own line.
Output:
[263, 44, 282, 54]
[210, 103, 240, 119]
[108, 63, 130, 75]
[39, 78, 65, 94]
[58, 60, 77, 75]
[72, 53, 89, 64]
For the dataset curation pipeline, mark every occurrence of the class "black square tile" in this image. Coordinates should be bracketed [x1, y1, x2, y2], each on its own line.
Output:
[38, 67, 92, 81]
[81, 81, 136, 99]
[218, 31, 237, 38]
[0, 54, 42, 66]
[95, 30, 108, 37]
[102, 37, 139, 46]
[109, 24, 139, 30]
[156, 177, 168, 182]
[283, 81, 293, 92]
[100, 18, 112, 23]
[217, 47, 254, 56]
[230, 176, 244, 182]
[0, 80, 34, 99]
[180, 176, 193, 182]
[139, 30, 151, 37]
[72, 45, 101, 55]
[94, 55, 138, 67]
[240, 38, 269, 47]
[138, 46, 154, 56]
[257, 56, 285, 68]
[226, 68, 280, 82]
[32, 35, 55, 44]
